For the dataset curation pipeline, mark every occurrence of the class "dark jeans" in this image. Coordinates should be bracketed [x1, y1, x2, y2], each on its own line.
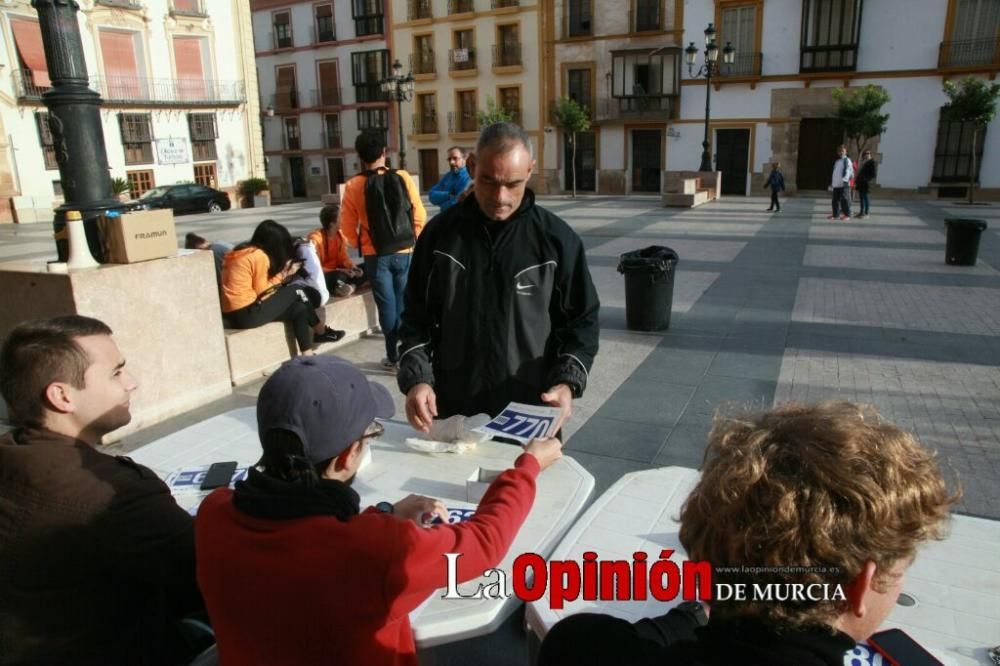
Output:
[858, 189, 870, 215]
[832, 187, 851, 217]
[226, 284, 319, 351]
[769, 190, 780, 210]
[364, 253, 411, 362]
[324, 265, 368, 293]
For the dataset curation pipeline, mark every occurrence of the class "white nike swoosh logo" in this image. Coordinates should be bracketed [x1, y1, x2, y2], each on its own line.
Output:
[515, 281, 532, 291]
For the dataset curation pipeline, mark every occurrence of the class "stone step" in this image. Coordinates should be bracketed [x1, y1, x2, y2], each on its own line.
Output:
[223, 288, 379, 386]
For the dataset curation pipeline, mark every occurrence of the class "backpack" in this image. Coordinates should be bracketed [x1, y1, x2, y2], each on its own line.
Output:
[364, 168, 414, 256]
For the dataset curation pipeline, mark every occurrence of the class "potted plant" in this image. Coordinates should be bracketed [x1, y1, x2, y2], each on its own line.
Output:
[239, 177, 270, 208]
[111, 177, 131, 202]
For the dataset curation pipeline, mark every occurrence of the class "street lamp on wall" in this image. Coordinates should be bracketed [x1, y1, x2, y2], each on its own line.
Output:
[379, 59, 415, 170]
[685, 23, 735, 173]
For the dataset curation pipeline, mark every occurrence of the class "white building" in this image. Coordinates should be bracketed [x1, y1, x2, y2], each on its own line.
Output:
[252, 0, 393, 199]
[545, 0, 1000, 198]
[0, 0, 263, 224]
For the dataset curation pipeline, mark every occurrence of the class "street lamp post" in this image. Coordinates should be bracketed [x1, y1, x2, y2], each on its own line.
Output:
[33, 0, 123, 261]
[685, 24, 735, 173]
[380, 59, 415, 170]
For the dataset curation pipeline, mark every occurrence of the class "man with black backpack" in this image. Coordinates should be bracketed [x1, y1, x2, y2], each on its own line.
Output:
[342, 130, 427, 370]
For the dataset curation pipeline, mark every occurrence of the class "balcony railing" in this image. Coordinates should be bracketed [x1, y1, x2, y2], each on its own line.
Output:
[270, 90, 300, 112]
[448, 0, 475, 14]
[593, 95, 677, 122]
[311, 87, 343, 107]
[96, 0, 144, 9]
[13, 71, 246, 106]
[354, 83, 388, 103]
[448, 111, 479, 133]
[408, 0, 432, 20]
[169, 0, 207, 17]
[939, 38, 1000, 68]
[631, 4, 661, 31]
[322, 129, 342, 149]
[411, 51, 436, 75]
[314, 21, 336, 44]
[718, 53, 762, 78]
[492, 43, 522, 68]
[272, 31, 294, 50]
[449, 48, 477, 71]
[283, 132, 301, 151]
[799, 44, 858, 72]
[492, 0, 519, 7]
[412, 112, 439, 134]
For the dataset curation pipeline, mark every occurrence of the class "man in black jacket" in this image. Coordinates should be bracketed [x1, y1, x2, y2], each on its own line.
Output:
[538, 402, 958, 665]
[0, 316, 204, 665]
[397, 122, 599, 434]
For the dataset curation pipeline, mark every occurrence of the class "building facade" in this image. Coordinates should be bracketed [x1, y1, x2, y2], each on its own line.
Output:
[391, 0, 546, 193]
[252, 0, 396, 199]
[541, 0, 1000, 198]
[0, 0, 263, 224]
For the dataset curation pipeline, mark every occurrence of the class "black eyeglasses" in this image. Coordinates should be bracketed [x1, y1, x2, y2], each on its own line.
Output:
[362, 421, 384, 440]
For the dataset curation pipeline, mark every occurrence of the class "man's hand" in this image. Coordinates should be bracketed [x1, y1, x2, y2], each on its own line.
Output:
[540, 384, 573, 436]
[348, 265, 363, 278]
[523, 437, 563, 471]
[406, 383, 438, 433]
[392, 494, 448, 527]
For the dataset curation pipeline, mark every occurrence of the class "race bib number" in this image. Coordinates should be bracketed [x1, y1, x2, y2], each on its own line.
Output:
[165, 465, 249, 491]
[474, 402, 561, 443]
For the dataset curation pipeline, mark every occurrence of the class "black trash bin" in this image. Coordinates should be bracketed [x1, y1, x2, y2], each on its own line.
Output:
[944, 219, 988, 266]
[617, 246, 679, 331]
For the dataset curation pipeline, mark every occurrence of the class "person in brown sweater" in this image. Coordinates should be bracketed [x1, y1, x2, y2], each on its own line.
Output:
[0, 315, 205, 665]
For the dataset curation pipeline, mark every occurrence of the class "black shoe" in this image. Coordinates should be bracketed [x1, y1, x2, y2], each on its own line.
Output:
[315, 327, 346, 343]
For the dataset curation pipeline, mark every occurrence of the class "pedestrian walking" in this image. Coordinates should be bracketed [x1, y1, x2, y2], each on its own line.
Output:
[855, 149, 877, 218]
[763, 162, 785, 212]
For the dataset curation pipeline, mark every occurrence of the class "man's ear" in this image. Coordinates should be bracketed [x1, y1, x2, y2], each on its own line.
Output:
[466, 152, 476, 178]
[528, 159, 536, 177]
[843, 560, 877, 618]
[43, 382, 74, 415]
[334, 439, 364, 471]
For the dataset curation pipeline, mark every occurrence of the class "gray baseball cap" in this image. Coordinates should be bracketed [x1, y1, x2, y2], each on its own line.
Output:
[257, 355, 394, 464]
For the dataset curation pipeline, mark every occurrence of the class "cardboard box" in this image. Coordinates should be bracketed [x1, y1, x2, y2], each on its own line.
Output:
[99, 209, 177, 264]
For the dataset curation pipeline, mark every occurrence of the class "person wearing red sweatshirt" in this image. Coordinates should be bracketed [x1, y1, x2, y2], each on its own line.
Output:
[195, 355, 562, 666]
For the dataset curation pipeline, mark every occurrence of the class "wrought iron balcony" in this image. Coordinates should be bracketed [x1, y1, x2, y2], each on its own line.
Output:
[354, 83, 389, 103]
[492, 0, 519, 7]
[270, 90, 300, 112]
[169, 0, 207, 18]
[448, 0, 475, 14]
[411, 51, 436, 75]
[717, 52, 762, 78]
[492, 43, 522, 68]
[413, 112, 439, 134]
[408, 0, 432, 20]
[272, 31, 294, 50]
[13, 70, 246, 106]
[314, 20, 336, 44]
[283, 132, 301, 151]
[593, 95, 677, 122]
[799, 44, 858, 72]
[96, 0, 144, 9]
[449, 48, 477, 71]
[448, 110, 479, 133]
[311, 87, 343, 107]
[322, 129, 342, 149]
[939, 39, 1000, 68]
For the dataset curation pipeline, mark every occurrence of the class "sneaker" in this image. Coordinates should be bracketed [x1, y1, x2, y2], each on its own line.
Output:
[766, 208, 774, 211]
[334, 282, 355, 298]
[840, 214, 850, 220]
[381, 358, 398, 371]
[314, 327, 346, 343]
[854, 214, 864, 218]
[826, 215, 836, 219]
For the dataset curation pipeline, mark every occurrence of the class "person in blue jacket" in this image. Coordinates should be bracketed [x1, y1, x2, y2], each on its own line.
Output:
[428, 147, 472, 212]
[763, 162, 785, 212]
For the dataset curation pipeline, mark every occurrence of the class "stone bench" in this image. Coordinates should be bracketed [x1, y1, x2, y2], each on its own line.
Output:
[223, 288, 380, 386]
[663, 171, 722, 208]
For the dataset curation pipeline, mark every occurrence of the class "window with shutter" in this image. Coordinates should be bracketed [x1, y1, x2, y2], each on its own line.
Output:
[119, 113, 153, 165]
[188, 113, 217, 161]
[35, 112, 58, 170]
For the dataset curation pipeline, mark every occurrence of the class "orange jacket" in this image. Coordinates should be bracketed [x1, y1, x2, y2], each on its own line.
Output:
[220, 247, 283, 313]
[307, 228, 355, 273]
[341, 168, 426, 257]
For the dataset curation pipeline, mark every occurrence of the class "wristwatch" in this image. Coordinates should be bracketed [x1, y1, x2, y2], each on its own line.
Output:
[375, 501, 394, 514]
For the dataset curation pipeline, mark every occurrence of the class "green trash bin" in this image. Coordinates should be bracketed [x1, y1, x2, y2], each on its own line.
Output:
[944, 219, 988, 266]
[617, 246, 679, 331]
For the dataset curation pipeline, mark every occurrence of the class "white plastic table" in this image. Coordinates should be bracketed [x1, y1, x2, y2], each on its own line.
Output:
[525, 467, 1000, 666]
[130, 407, 595, 648]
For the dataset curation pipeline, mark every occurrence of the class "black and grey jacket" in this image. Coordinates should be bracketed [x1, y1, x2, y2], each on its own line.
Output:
[397, 190, 600, 419]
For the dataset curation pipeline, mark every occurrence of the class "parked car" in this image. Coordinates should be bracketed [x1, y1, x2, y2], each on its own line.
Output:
[130, 184, 231, 215]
